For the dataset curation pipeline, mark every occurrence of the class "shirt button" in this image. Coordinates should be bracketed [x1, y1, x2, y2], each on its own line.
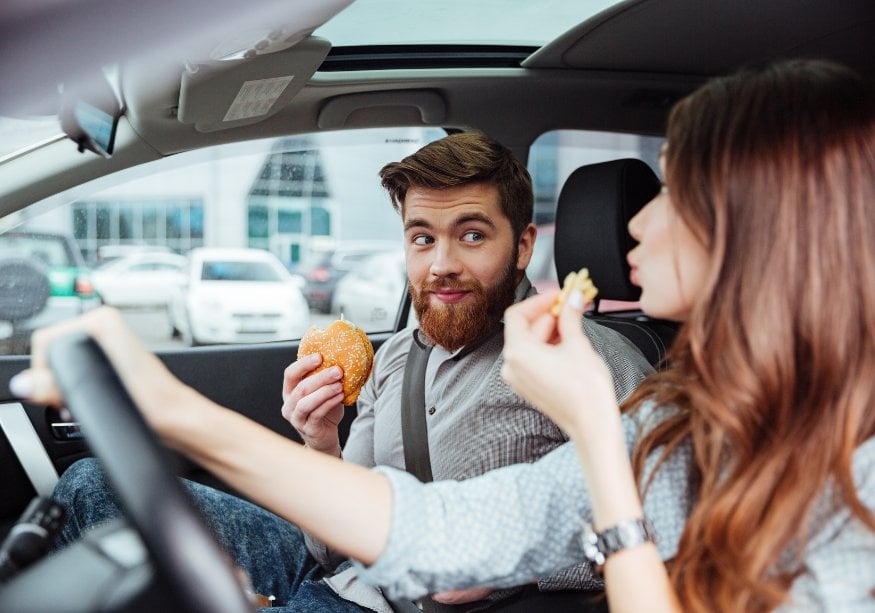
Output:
[427, 406, 436, 415]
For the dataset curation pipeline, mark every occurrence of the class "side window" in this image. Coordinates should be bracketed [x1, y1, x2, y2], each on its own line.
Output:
[0, 127, 445, 354]
[526, 129, 663, 309]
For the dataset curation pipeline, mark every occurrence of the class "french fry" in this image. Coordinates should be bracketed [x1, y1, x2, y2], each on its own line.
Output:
[550, 267, 598, 316]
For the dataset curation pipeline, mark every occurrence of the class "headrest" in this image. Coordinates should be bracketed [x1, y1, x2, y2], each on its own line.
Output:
[554, 158, 660, 303]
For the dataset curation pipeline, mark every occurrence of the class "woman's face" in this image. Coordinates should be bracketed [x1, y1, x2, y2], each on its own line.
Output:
[626, 163, 710, 322]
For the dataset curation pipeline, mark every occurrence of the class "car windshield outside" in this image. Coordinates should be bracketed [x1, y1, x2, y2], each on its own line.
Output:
[201, 260, 284, 282]
[0, 126, 660, 354]
[313, 0, 621, 47]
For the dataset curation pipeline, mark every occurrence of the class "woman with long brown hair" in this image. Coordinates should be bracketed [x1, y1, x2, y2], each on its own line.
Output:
[15, 58, 875, 611]
[500, 58, 875, 610]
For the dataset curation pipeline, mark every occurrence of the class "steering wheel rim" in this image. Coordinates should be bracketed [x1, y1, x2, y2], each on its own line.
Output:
[46, 331, 253, 613]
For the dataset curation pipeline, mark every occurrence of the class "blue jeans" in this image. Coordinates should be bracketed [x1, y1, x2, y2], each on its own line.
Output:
[52, 458, 369, 612]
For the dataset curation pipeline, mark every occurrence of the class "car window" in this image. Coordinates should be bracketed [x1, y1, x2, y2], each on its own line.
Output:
[0, 127, 445, 354]
[526, 129, 663, 310]
[201, 261, 283, 282]
[0, 233, 78, 267]
[0, 126, 662, 354]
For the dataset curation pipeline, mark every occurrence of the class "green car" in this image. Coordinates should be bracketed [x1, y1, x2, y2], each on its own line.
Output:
[0, 230, 99, 350]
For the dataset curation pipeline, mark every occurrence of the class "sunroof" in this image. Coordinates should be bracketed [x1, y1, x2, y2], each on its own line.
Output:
[314, 0, 622, 48]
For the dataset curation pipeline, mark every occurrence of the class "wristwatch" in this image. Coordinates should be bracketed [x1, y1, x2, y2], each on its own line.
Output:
[581, 517, 657, 573]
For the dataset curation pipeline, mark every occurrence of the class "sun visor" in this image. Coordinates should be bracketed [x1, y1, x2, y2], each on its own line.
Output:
[177, 36, 331, 133]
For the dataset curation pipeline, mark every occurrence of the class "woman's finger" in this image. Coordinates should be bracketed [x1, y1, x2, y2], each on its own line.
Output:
[9, 368, 64, 407]
[504, 291, 558, 326]
[557, 289, 588, 341]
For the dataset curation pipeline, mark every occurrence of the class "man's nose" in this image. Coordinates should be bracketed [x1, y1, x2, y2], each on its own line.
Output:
[429, 242, 462, 278]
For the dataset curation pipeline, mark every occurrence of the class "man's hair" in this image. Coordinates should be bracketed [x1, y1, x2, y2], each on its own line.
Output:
[379, 132, 533, 240]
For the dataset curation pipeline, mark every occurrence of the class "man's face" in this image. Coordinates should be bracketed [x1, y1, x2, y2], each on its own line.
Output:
[403, 182, 535, 351]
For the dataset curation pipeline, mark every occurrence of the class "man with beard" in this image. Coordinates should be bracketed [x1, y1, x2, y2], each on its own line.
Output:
[52, 132, 653, 612]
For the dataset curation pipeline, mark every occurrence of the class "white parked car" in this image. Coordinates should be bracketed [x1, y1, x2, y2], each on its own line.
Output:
[91, 252, 188, 308]
[332, 250, 407, 333]
[169, 247, 310, 345]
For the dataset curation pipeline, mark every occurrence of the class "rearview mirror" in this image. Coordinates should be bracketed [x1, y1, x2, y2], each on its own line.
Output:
[59, 73, 122, 158]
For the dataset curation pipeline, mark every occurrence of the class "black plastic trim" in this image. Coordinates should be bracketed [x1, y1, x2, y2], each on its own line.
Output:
[318, 44, 537, 71]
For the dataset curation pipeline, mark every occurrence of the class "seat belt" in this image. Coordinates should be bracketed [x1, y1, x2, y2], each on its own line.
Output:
[387, 335, 438, 613]
[400, 325, 500, 482]
[394, 334, 477, 613]
[401, 334, 434, 483]
[393, 329, 500, 613]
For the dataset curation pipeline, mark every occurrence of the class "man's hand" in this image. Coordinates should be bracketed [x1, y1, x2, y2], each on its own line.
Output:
[431, 587, 494, 605]
[281, 353, 345, 456]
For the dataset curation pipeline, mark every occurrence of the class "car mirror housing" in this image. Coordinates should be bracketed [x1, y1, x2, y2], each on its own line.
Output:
[59, 73, 122, 158]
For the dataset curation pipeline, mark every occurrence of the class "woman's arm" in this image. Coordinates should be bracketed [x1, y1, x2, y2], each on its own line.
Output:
[14, 305, 691, 604]
[15, 306, 393, 565]
[502, 290, 680, 612]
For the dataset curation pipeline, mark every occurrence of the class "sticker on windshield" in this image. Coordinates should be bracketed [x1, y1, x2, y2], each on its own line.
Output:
[223, 76, 294, 122]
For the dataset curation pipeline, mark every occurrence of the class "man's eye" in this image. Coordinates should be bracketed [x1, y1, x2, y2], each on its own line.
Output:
[412, 235, 433, 246]
[462, 231, 483, 243]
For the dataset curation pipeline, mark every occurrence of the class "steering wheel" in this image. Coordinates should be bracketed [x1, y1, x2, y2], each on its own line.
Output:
[0, 332, 253, 612]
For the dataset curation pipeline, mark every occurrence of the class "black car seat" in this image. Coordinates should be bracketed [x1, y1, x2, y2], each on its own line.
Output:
[554, 158, 679, 368]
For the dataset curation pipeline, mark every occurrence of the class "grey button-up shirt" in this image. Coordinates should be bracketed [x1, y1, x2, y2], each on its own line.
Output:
[307, 276, 654, 609]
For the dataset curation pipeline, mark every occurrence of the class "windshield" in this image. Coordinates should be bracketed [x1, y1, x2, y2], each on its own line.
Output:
[201, 260, 284, 282]
[0, 116, 65, 161]
[315, 0, 621, 46]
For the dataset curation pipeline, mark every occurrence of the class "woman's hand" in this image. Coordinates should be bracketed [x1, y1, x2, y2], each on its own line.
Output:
[9, 306, 194, 434]
[501, 289, 618, 440]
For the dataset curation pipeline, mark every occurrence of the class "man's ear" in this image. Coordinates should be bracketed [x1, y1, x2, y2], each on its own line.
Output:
[515, 223, 537, 271]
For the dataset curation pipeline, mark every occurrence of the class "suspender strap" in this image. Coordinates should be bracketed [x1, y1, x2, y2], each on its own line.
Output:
[401, 335, 435, 483]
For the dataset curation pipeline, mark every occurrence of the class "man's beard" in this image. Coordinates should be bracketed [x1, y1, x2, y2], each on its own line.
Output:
[411, 255, 519, 352]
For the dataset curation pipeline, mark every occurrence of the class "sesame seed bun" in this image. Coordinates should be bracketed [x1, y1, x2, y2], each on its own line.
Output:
[298, 320, 375, 405]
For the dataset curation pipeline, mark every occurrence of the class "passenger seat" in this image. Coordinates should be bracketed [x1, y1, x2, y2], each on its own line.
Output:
[554, 158, 679, 368]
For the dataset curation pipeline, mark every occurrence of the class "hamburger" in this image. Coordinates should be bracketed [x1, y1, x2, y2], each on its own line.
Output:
[298, 319, 375, 405]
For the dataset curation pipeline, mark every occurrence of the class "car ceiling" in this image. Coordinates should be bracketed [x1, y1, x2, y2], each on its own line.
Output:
[0, 0, 873, 219]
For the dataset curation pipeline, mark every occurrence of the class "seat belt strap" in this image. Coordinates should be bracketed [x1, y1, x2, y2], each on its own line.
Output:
[401, 335, 434, 483]
[397, 329, 502, 613]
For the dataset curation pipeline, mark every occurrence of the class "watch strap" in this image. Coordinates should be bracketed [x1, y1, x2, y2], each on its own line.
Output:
[582, 517, 656, 572]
